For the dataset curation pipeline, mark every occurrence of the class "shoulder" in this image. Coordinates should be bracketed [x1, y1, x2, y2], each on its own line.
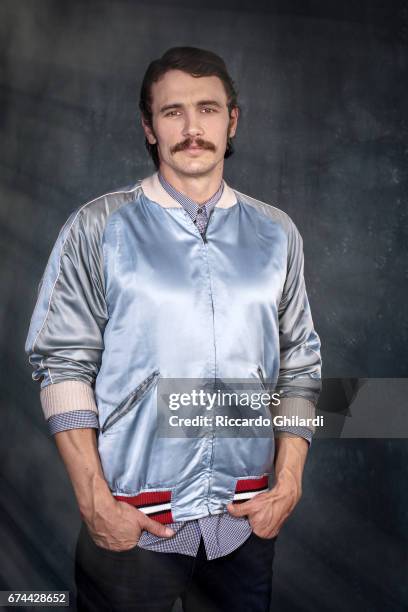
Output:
[232, 187, 300, 238]
[73, 180, 143, 227]
[56, 180, 144, 248]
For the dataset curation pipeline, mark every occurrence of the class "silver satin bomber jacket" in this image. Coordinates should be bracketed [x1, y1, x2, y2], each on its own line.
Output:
[25, 171, 322, 524]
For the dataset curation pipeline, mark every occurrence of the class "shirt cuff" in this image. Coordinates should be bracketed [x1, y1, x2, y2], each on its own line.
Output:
[273, 426, 313, 446]
[47, 410, 99, 435]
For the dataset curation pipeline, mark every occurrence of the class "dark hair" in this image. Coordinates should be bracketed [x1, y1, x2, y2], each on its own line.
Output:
[139, 46, 239, 170]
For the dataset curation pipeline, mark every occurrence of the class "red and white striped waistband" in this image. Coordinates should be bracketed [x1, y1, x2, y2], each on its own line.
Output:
[113, 475, 269, 524]
[114, 490, 173, 524]
[232, 475, 269, 502]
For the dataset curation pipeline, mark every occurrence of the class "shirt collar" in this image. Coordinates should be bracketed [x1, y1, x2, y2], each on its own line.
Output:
[158, 172, 224, 221]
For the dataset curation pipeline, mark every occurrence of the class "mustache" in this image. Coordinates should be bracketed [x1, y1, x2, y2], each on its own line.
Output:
[171, 137, 216, 154]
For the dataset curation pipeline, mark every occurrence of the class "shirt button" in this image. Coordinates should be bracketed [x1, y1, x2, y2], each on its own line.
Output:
[197, 208, 204, 213]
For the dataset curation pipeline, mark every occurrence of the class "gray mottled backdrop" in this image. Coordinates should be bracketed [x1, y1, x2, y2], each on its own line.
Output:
[1, 1, 407, 610]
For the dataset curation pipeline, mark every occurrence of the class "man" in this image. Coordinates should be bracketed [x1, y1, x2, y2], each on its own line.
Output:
[25, 47, 321, 611]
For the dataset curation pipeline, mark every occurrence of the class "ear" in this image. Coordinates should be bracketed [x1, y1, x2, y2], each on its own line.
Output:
[141, 115, 157, 145]
[228, 106, 239, 138]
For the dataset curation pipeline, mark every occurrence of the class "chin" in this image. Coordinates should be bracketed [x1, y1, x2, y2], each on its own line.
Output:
[182, 158, 220, 175]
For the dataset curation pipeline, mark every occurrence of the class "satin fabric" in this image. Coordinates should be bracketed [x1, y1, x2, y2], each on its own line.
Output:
[25, 175, 321, 522]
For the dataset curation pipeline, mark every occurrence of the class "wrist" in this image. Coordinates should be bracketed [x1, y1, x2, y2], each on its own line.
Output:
[78, 474, 115, 522]
[274, 466, 302, 499]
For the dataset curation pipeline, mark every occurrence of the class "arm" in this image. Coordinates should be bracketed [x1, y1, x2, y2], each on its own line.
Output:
[270, 433, 309, 533]
[25, 207, 173, 549]
[54, 428, 173, 550]
[273, 218, 322, 436]
[25, 207, 106, 430]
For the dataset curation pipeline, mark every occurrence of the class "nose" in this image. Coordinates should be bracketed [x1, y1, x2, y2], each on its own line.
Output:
[182, 109, 204, 139]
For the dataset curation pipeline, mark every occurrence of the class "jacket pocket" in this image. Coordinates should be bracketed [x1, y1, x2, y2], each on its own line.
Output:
[101, 369, 160, 434]
[257, 365, 267, 390]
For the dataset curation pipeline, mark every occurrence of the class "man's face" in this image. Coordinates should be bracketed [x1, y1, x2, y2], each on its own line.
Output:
[142, 69, 239, 177]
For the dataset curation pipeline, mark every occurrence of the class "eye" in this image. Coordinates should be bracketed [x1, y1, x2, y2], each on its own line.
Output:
[165, 110, 181, 117]
[201, 107, 216, 113]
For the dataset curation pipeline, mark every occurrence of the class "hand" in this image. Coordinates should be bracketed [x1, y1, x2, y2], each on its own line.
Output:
[227, 468, 302, 539]
[84, 497, 175, 552]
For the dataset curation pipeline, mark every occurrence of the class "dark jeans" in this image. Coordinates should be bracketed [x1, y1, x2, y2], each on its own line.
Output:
[75, 522, 277, 612]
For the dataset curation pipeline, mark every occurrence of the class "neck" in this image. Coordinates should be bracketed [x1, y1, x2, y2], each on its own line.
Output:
[158, 164, 224, 205]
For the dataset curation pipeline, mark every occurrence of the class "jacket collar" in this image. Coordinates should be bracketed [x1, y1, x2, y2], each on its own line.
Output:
[140, 171, 238, 209]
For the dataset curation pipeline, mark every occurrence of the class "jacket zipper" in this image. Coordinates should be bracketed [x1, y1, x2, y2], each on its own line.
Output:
[101, 370, 160, 433]
[203, 217, 217, 512]
[183, 208, 217, 510]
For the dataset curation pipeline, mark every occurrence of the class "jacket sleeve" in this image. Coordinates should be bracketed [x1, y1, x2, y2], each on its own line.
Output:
[24, 206, 108, 434]
[272, 218, 322, 437]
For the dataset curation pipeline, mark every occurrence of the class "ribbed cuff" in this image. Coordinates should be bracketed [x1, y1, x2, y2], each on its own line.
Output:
[272, 397, 316, 433]
[40, 380, 98, 419]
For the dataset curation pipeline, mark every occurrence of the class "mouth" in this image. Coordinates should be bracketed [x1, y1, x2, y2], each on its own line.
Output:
[183, 144, 209, 153]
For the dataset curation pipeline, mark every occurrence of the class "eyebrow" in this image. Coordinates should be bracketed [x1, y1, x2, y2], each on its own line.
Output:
[159, 100, 223, 114]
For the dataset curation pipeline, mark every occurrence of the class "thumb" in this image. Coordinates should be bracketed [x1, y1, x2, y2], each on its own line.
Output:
[227, 500, 252, 517]
[140, 514, 175, 538]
